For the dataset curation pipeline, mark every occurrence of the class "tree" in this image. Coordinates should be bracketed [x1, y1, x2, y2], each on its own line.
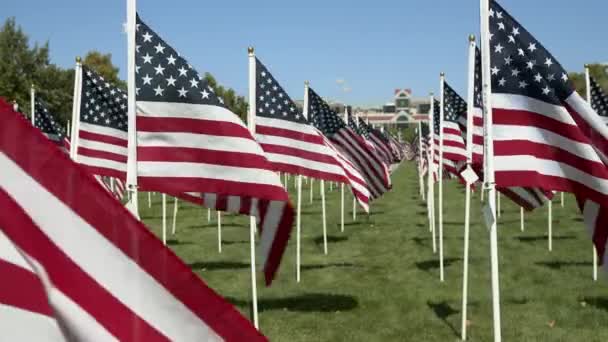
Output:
[569, 63, 608, 97]
[0, 17, 50, 116]
[83, 51, 126, 89]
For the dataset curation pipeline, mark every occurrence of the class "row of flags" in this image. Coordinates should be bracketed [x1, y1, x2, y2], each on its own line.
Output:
[2, 4, 407, 339]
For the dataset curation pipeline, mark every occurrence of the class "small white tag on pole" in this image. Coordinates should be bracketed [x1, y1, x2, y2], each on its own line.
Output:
[460, 166, 479, 185]
[483, 203, 496, 231]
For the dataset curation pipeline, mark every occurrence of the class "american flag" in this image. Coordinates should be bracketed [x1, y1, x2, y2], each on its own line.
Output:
[590, 76, 607, 120]
[468, 44, 552, 210]
[357, 119, 395, 164]
[442, 82, 468, 165]
[308, 87, 391, 199]
[432, 99, 462, 178]
[0, 99, 265, 341]
[134, 15, 293, 285]
[252, 58, 370, 208]
[95, 175, 126, 201]
[33, 98, 70, 153]
[75, 66, 128, 180]
[486, 0, 608, 260]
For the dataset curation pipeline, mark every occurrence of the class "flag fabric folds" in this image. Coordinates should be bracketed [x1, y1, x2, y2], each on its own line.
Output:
[252, 58, 370, 209]
[33, 99, 70, 153]
[442, 82, 468, 165]
[590, 76, 607, 119]
[0, 99, 266, 341]
[134, 15, 293, 285]
[75, 66, 129, 180]
[308, 87, 391, 199]
[486, 0, 608, 261]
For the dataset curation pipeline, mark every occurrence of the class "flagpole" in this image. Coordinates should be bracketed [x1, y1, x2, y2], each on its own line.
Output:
[585, 63, 598, 281]
[30, 84, 35, 125]
[217, 211, 222, 253]
[439, 72, 445, 282]
[171, 197, 178, 235]
[125, 0, 139, 219]
[461, 34, 476, 341]
[341, 183, 345, 233]
[247, 46, 259, 329]
[480, 0, 502, 340]
[428, 93, 437, 254]
[352, 197, 356, 221]
[418, 120, 425, 200]
[148, 192, 152, 208]
[162, 193, 167, 245]
[207, 208, 211, 222]
[560, 192, 564, 207]
[520, 207, 525, 232]
[70, 57, 82, 160]
[310, 178, 314, 203]
[548, 200, 552, 251]
[321, 180, 328, 255]
[497, 192, 501, 218]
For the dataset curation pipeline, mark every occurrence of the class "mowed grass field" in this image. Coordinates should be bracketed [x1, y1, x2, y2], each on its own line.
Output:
[139, 162, 608, 341]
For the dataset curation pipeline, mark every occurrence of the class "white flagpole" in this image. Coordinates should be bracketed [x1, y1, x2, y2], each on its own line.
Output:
[429, 93, 437, 254]
[171, 197, 178, 235]
[418, 120, 425, 200]
[30, 84, 35, 126]
[217, 211, 222, 253]
[461, 34, 476, 341]
[162, 193, 167, 245]
[321, 179, 328, 255]
[585, 64, 598, 281]
[341, 183, 345, 233]
[520, 207, 525, 232]
[329, 180, 333, 191]
[560, 192, 564, 207]
[69, 57, 83, 160]
[481, 0, 502, 339]
[439, 72, 445, 282]
[247, 46, 259, 329]
[148, 192, 152, 208]
[310, 178, 314, 203]
[296, 174, 302, 282]
[352, 197, 356, 221]
[125, 0, 139, 219]
[548, 200, 553, 251]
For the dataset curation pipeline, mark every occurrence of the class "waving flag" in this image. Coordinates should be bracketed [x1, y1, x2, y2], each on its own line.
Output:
[590, 76, 608, 120]
[485, 0, 608, 261]
[252, 58, 370, 208]
[133, 15, 293, 284]
[442, 82, 468, 164]
[33, 99, 69, 153]
[358, 119, 394, 164]
[0, 99, 266, 341]
[74, 66, 128, 181]
[308, 87, 391, 199]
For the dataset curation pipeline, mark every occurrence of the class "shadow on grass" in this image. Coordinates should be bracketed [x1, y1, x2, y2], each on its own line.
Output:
[535, 260, 592, 270]
[166, 239, 193, 246]
[515, 235, 576, 243]
[582, 297, 608, 312]
[226, 293, 359, 313]
[427, 301, 459, 337]
[221, 240, 248, 245]
[301, 262, 359, 271]
[313, 235, 348, 246]
[416, 258, 462, 272]
[188, 261, 249, 271]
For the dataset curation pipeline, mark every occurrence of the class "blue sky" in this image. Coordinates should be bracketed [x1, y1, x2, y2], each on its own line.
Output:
[4, 0, 607, 107]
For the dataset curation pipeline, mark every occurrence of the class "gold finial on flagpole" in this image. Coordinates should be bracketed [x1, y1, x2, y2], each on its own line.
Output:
[469, 34, 476, 42]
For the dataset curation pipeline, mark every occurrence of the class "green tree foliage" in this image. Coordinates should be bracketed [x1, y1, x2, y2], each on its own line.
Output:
[569, 63, 608, 97]
[83, 51, 126, 89]
[0, 17, 250, 125]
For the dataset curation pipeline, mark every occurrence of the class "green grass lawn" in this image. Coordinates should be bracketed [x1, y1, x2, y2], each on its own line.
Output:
[139, 162, 608, 341]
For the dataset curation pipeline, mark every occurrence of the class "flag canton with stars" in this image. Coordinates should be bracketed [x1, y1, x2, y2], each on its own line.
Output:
[433, 99, 441, 135]
[356, 118, 371, 139]
[80, 66, 128, 131]
[443, 82, 467, 123]
[255, 59, 304, 123]
[34, 99, 65, 139]
[135, 15, 225, 107]
[474, 47, 483, 109]
[488, 0, 574, 104]
[590, 77, 608, 117]
[308, 88, 345, 136]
